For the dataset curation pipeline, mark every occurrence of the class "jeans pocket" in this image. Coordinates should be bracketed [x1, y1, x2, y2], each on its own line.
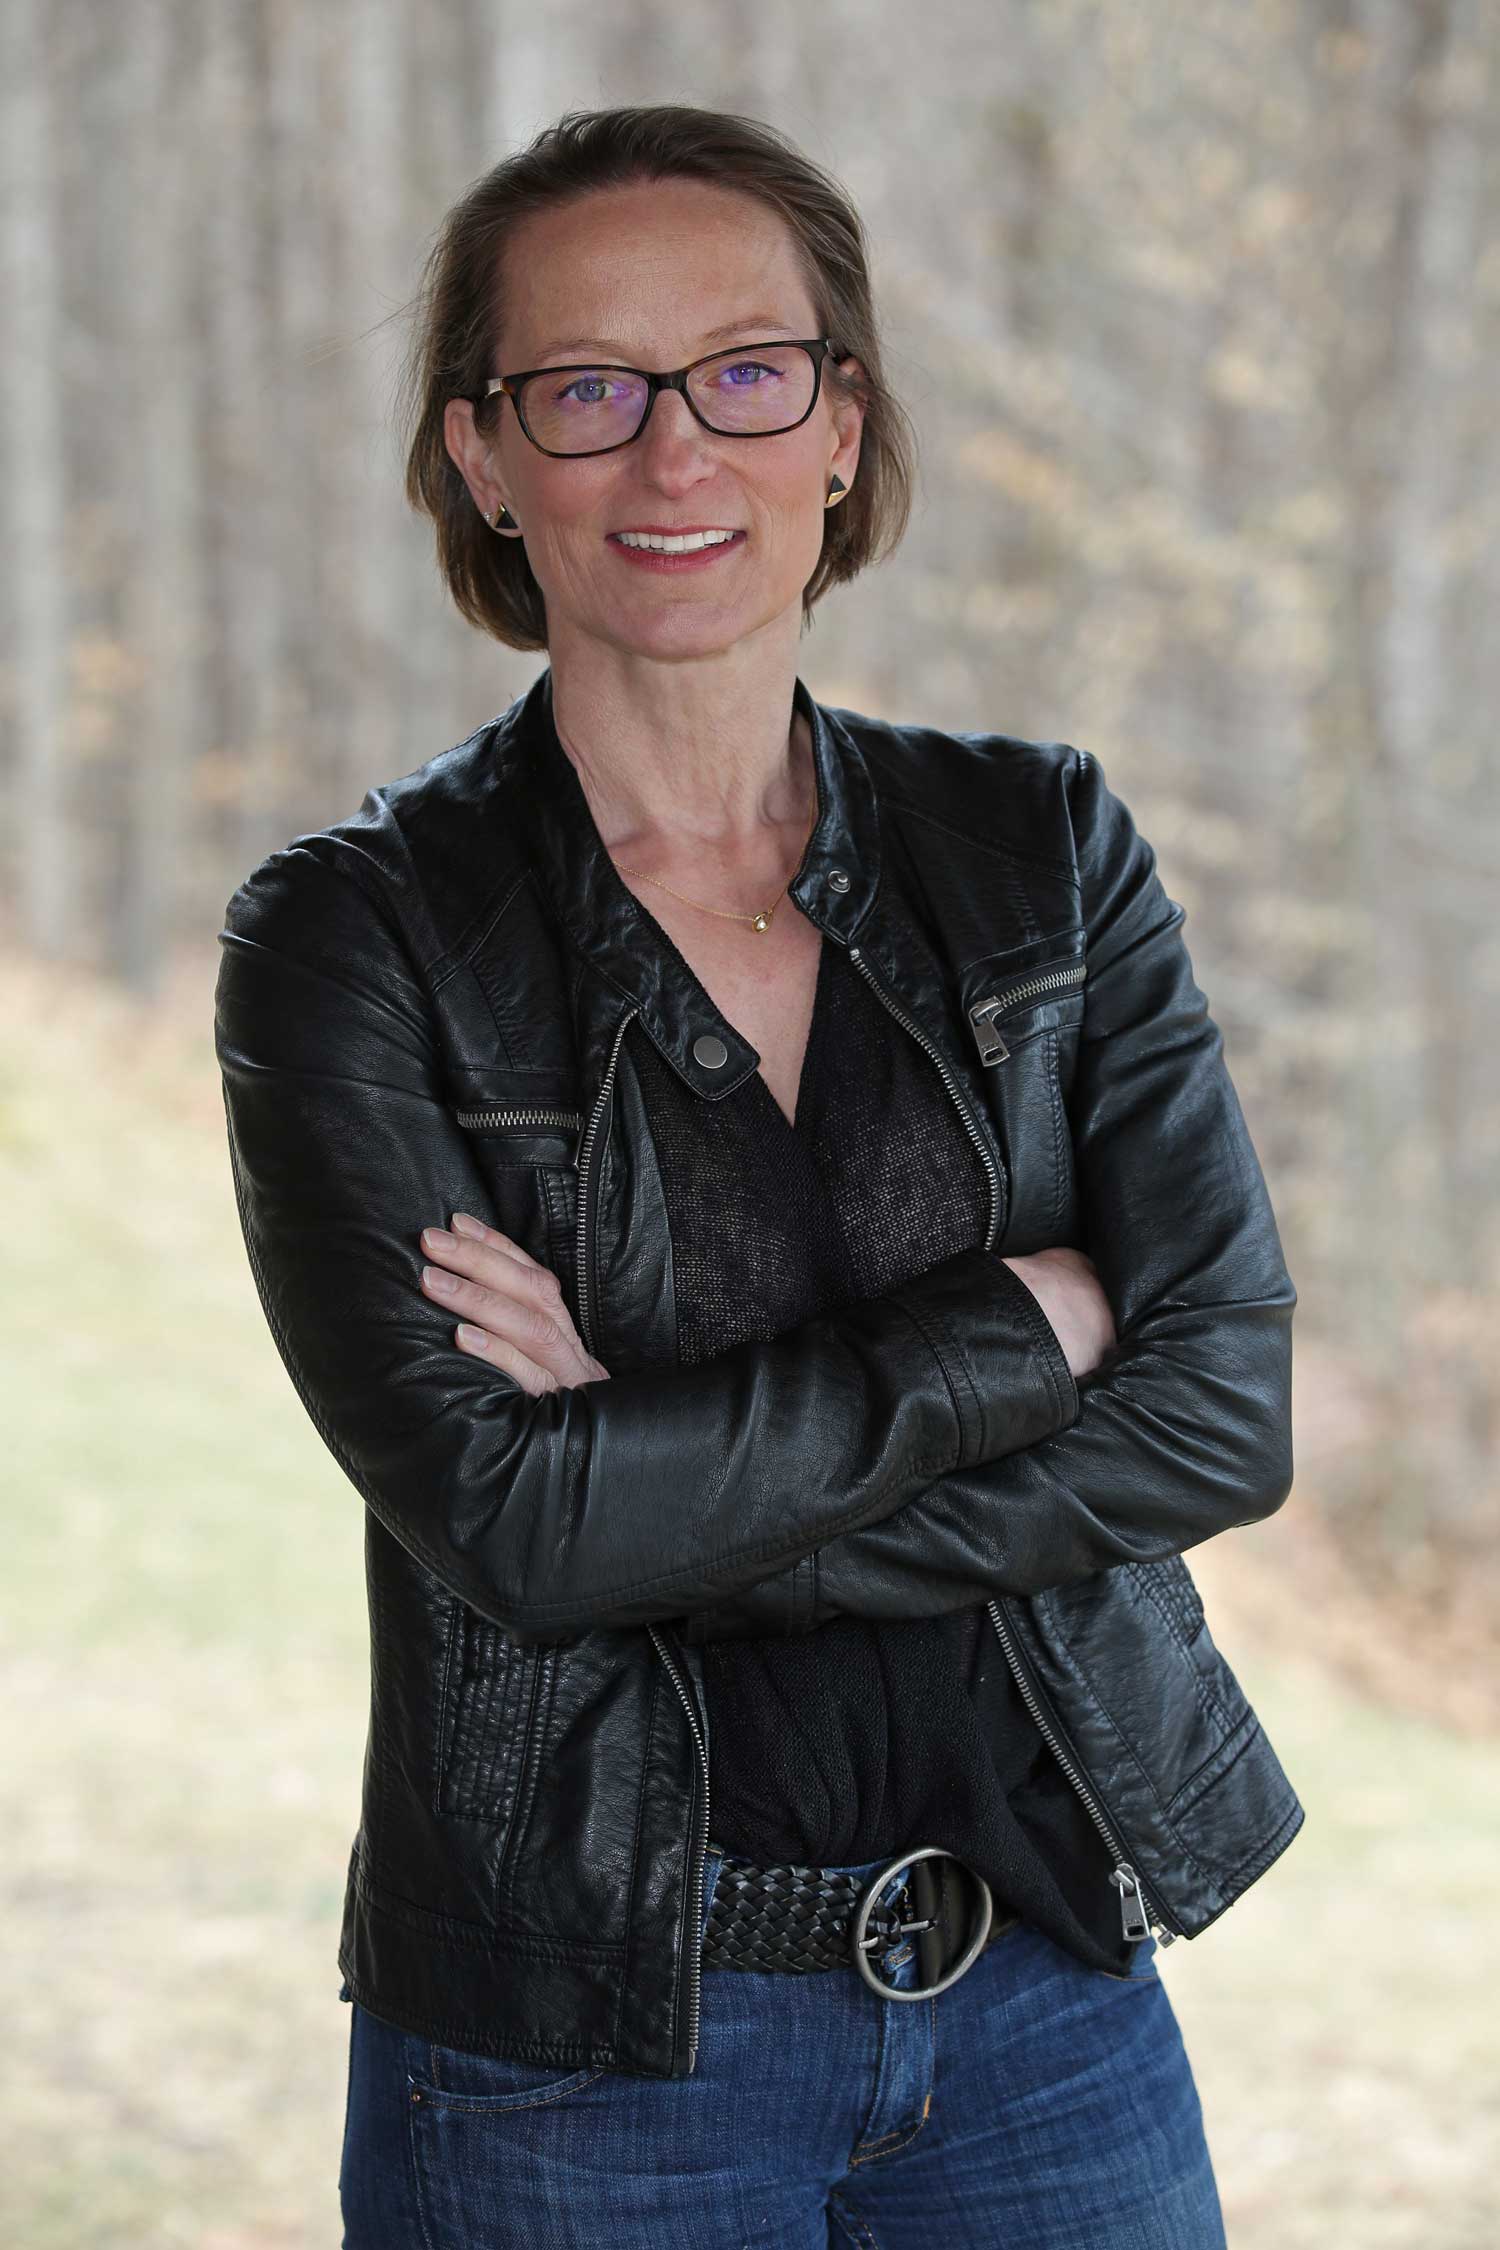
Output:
[405, 2032, 619, 2247]
[408, 2036, 610, 2114]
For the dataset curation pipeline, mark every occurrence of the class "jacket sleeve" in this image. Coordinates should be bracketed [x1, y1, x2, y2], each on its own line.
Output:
[214, 834, 1082, 1647]
[678, 745, 1297, 1643]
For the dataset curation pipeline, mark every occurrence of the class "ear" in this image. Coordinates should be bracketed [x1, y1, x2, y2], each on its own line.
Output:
[443, 395, 514, 526]
[828, 354, 866, 489]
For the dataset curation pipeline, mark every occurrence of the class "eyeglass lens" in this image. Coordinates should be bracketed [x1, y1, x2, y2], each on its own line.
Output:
[518, 344, 817, 454]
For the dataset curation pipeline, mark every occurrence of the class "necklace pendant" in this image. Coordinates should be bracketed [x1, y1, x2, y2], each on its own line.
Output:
[751, 910, 770, 932]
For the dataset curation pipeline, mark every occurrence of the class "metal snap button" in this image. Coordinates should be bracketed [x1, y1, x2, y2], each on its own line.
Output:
[692, 1033, 729, 1070]
[827, 868, 851, 892]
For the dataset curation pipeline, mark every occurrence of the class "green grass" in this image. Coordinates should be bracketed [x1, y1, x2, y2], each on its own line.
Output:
[2, 949, 1494, 2246]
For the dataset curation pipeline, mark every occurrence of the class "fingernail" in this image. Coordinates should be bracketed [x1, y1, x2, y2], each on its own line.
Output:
[456, 1323, 488, 1350]
[451, 1212, 486, 1240]
[423, 1265, 457, 1292]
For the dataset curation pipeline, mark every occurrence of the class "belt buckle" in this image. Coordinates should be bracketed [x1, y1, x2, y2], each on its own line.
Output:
[851, 1846, 994, 2001]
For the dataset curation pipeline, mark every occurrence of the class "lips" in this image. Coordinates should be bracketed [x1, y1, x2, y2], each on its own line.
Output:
[608, 530, 745, 546]
[609, 526, 744, 538]
[605, 528, 749, 572]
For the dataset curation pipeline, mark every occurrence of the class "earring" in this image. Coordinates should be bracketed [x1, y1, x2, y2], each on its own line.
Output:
[488, 500, 520, 533]
[825, 474, 848, 508]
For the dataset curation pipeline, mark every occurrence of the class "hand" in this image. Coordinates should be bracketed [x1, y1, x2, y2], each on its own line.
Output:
[418, 1211, 611, 1394]
[1001, 1246, 1116, 1381]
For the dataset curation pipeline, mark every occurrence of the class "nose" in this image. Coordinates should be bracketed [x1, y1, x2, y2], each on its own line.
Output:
[633, 384, 717, 476]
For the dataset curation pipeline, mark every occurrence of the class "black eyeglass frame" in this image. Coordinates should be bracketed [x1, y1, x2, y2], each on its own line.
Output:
[482, 337, 847, 459]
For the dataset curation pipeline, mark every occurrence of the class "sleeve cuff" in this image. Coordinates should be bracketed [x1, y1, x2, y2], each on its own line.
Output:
[979, 1249, 1081, 1439]
[889, 1245, 1081, 1469]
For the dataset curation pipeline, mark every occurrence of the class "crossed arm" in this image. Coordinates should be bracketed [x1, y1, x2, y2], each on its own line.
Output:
[216, 824, 1081, 1648]
[677, 751, 1296, 1640]
[216, 748, 1293, 1647]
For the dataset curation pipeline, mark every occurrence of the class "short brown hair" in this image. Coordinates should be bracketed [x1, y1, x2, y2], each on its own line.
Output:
[397, 103, 917, 651]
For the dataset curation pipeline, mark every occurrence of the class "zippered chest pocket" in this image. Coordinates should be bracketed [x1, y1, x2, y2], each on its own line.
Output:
[453, 1103, 581, 1167]
[961, 937, 1087, 1254]
[447, 1065, 583, 1308]
[966, 947, 1087, 1066]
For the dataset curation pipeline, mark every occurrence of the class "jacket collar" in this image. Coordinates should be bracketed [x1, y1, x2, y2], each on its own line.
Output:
[506, 664, 882, 1096]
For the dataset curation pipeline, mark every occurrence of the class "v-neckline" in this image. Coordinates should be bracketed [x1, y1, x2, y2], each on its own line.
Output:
[750, 931, 832, 1139]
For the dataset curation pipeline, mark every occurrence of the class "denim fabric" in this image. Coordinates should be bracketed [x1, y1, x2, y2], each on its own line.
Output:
[338, 1847, 1227, 2247]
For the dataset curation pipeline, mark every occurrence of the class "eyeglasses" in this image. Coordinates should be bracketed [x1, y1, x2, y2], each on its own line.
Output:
[483, 337, 845, 458]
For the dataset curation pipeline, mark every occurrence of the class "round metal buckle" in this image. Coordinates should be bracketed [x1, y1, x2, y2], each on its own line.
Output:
[851, 1846, 994, 2001]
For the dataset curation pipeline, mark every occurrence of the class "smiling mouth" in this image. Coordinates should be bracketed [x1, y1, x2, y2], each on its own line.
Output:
[609, 529, 745, 553]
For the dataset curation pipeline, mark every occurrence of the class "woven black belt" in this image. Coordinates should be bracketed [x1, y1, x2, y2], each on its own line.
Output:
[703, 1845, 1020, 1999]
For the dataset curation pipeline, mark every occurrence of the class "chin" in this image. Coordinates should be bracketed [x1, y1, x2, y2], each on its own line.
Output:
[601, 604, 766, 663]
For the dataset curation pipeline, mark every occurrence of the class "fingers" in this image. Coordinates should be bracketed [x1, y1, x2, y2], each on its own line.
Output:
[421, 1211, 562, 1307]
[450, 1206, 546, 1270]
[418, 1211, 597, 1390]
[453, 1322, 558, 1396]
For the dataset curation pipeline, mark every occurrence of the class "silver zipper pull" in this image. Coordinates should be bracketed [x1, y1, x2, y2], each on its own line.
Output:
[1109, 1862, 1152, 1943]
[967, 998, 1011, 1066]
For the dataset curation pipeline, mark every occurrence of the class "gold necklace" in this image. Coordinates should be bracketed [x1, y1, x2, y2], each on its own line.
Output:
[559, 716, 819, 934]
[626, 798, 819, 933]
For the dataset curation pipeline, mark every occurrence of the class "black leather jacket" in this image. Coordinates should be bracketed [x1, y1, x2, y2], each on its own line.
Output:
[214, 666, 1303, 2078]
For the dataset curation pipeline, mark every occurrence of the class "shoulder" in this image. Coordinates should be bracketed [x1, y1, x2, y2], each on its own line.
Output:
[818, 695, 1129, 882]
[218, 713, 524, 968]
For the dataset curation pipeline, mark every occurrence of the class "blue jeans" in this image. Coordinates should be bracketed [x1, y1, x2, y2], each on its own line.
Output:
[339, 1845, 1227, 2247]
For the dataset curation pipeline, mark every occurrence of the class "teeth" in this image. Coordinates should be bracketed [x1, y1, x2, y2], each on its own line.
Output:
[615, 529, 737, 553]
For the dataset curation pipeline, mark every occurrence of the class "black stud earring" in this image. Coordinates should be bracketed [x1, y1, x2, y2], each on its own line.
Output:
[825, 474, 848, 508]
[488, 501, 519, 533]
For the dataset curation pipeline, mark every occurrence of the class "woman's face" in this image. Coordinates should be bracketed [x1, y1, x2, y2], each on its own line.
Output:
[445, 178, 865, 663]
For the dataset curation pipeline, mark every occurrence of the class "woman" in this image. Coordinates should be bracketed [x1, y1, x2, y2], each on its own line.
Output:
[215, 103, 1302, 2247]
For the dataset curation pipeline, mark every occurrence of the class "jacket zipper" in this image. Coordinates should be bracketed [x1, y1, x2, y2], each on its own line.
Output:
[454, 1104, 583, 1132]
[844, 943, 1003, 1252]
[647, 1623, 710, 2074]
[985, 1596, 1180, 1945]
[572, 1007, 639, 1359]
[572, 1006, 710, 2067]
[585, 961, 1163, 2059]
[838, 934, 1173, 1947]
[967, 961, 1087, 1066]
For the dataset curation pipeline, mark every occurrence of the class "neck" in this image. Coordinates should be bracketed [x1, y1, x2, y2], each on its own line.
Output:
[545, 629, 816, 867]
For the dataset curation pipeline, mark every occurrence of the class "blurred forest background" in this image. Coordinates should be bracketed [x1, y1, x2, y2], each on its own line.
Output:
[2, 1, 1496, 2245]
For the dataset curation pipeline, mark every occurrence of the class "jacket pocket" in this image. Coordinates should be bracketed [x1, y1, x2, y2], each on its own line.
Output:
[451, 1105, 582, 1167]
[1127, 1552, 1207, 1652]
[1121, 1554, 1255, 1814]
[449, 1058, 583, 1178]
[448, 1065, 584, 1306]
[963, 933, 1087, 1067]
[962, 934, 1087, 1251]
[436, 1599, 539, 1837]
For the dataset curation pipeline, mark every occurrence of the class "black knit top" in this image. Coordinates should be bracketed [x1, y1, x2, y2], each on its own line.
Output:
[626, 925, 1132, 1972]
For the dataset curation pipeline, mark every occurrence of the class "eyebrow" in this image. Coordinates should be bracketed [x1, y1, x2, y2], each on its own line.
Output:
[530, 316, 803, 364]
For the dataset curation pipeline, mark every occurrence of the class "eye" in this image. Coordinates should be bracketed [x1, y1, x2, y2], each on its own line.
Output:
[553, 372, 629, 406]
[715, 358, 779, 388]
